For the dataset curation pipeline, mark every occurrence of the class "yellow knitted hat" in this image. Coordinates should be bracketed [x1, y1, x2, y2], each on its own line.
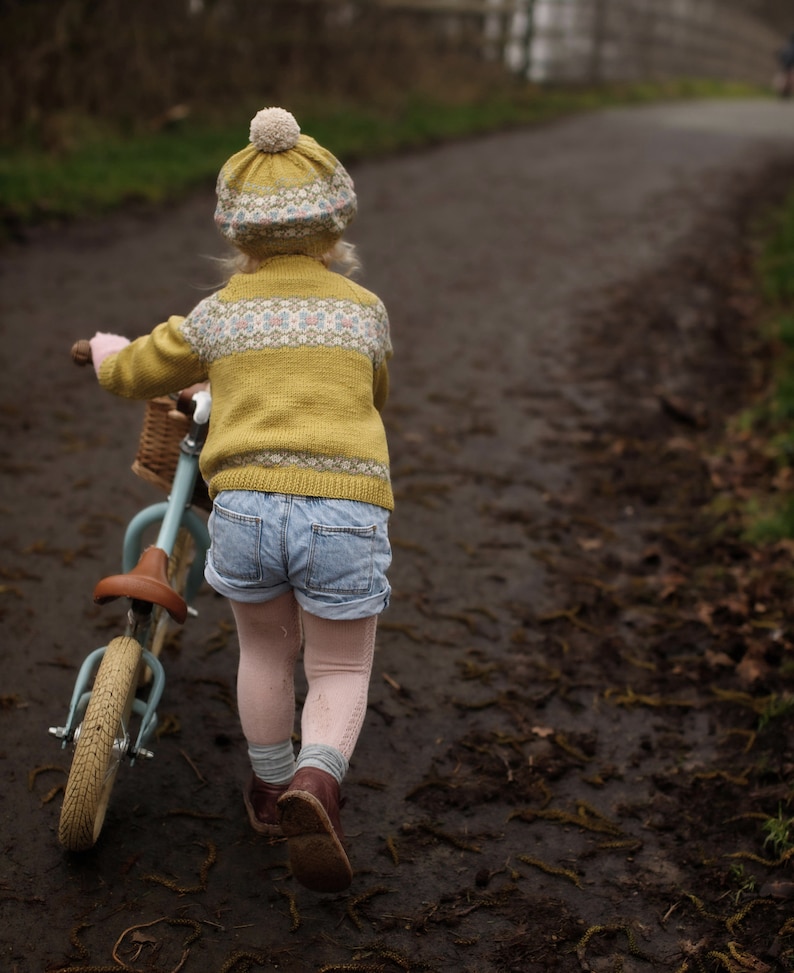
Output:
[214, 107, 357, 259]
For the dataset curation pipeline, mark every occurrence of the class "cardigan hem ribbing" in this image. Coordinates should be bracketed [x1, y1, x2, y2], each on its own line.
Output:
[207, 466, 394, 512]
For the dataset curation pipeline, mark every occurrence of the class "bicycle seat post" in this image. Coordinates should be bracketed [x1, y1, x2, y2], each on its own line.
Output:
[127, 600, 154, 640]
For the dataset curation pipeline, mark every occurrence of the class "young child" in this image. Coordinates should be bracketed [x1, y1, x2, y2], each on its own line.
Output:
[88, 107, 393, 893]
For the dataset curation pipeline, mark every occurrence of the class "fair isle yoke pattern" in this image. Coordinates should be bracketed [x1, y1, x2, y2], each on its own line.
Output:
[181, 292, 391, 367]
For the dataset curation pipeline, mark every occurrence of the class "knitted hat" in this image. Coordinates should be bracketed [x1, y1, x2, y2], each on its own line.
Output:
[214, 107, 357, 259]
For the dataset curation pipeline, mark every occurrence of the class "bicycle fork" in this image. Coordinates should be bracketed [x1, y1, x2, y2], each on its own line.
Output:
[49, 630, 164, 764]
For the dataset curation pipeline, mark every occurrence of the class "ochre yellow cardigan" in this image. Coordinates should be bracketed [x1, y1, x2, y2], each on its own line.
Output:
[99, 255, 393, 510]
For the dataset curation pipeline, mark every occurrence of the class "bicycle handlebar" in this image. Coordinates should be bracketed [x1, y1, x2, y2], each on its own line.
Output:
[71, 340, 92, 366]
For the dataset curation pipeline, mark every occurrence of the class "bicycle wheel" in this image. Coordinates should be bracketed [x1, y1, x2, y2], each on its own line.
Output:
[147, 527, 196, 660]
[58, 635, 142, 851]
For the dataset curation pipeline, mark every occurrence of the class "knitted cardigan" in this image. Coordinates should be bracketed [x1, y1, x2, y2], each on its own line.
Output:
[98, 254, 393, 510]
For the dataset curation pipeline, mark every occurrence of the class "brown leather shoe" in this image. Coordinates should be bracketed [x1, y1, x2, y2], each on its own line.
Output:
[277, 767, 353, 893]
[243, 774, 289, 836]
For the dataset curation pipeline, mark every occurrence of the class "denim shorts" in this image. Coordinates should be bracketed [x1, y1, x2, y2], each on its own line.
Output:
[204, 491, 392, 620]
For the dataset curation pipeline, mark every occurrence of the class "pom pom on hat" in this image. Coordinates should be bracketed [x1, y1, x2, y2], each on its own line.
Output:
[249, 107, 301, 153]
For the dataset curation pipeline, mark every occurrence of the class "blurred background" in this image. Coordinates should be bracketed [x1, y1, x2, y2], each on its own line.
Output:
[2, 0, 794, 230]
[2, 0, 792, 145]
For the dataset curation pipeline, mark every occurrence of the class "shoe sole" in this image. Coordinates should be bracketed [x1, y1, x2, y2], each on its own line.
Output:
[278, 789, 353, 893]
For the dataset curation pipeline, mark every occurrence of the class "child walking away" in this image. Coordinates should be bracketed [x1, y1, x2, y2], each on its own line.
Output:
[88, 107, 393, 893]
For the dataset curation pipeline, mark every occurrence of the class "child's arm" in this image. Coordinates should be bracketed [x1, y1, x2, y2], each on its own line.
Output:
[94, 316, 208, 400]
[371, 297, 392, 412]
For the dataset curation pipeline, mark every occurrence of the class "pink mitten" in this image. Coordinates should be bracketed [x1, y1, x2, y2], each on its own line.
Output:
[89, 332, 130, 374]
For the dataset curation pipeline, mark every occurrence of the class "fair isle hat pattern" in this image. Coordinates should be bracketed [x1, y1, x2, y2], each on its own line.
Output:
[214, 107, 357, 259]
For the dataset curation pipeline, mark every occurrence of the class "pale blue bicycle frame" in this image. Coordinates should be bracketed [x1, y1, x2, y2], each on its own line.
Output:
[51, 390, 211, 763]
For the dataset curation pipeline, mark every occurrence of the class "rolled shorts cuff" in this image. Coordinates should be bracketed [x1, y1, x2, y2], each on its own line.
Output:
[203, 559, 292, 605]
[294, 584, 391, 620]
[204, 558, 390, 620]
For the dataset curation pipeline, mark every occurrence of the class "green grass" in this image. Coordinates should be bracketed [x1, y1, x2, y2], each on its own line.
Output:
[762, 804, 794, 858]
[0, 78, 765, 232]
[0, 122, 239, 225]
[759, 207, 794, 307]
[737, 185, 794, 543]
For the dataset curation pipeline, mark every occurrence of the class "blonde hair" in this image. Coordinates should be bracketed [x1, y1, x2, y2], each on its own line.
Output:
[218, 238, 361, 283]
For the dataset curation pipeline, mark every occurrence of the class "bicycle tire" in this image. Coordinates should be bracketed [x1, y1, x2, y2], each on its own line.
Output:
[148, 527, 196, 660]
[58, 635, 142, 851]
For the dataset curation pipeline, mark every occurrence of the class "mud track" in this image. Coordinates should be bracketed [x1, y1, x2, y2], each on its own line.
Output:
[2, 99, 794, 972]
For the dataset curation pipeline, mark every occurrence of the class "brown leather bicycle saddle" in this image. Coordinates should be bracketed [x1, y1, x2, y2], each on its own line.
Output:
[93, 546, 188, 623]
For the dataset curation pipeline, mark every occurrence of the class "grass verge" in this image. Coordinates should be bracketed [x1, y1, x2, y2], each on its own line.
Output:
[0, 78, 765, 235]
[730, 186, 794, 542]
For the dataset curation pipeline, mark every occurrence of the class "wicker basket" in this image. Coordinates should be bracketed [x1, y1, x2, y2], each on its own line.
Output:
[132, 397, 212, 511]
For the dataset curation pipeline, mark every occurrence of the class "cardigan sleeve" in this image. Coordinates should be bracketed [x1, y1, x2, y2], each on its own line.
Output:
[97, 316, 209, 400]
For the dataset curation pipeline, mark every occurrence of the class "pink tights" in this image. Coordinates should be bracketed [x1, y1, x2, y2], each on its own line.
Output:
[231, 593, 377, 767]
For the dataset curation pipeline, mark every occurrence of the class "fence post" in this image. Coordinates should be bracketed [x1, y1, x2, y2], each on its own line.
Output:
[589, 0, 609, 83]
[520, 0, 537, 79]
[506, 0, 536, 78]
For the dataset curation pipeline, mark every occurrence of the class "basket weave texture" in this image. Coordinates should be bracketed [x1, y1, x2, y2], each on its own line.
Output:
[132, 398, 212, 511]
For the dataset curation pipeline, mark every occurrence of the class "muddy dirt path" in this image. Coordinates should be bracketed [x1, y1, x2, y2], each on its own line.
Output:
[2, 99, 794, 973]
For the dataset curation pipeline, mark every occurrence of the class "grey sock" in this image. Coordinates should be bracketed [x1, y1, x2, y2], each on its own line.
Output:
[295, 743, 349, 785]
[248, 740, 296, 785]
